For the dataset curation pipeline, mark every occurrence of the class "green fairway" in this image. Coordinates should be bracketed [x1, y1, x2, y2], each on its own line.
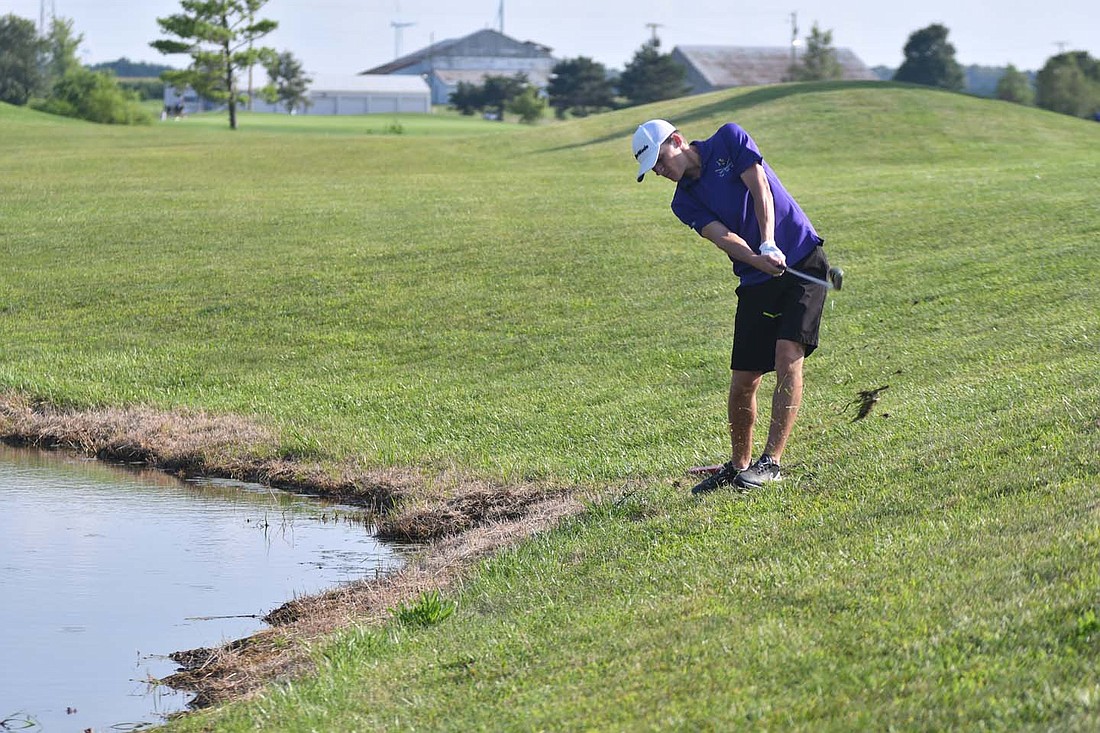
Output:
[2, 81, 1099, 730]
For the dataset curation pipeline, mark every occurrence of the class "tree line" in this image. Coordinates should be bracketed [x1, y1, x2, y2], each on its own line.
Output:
[890, 23, 1100, 116]
[2, 2, 1098, 129]
[0, 0, 307, 129]
[449, 23, 1098, 124]
[0, 13, 151, 123]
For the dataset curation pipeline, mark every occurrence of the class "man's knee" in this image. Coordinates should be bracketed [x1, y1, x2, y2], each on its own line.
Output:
[731, 369, 762, 390]
[775, 340, 806, 374]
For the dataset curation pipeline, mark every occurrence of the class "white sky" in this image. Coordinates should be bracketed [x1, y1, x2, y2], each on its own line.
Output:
[2, 0, 1095, 75]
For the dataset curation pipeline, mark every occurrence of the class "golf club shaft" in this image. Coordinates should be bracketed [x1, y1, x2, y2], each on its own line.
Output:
[784, 266, 833, 290]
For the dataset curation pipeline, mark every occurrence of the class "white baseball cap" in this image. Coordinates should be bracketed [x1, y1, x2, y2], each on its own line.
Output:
[632, 119, 675, 182]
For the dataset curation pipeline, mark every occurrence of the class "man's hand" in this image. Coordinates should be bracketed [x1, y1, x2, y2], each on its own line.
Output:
[758, 240, 786, 275]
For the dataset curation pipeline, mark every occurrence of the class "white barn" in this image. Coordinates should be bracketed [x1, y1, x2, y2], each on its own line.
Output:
[164, 74, 431, 116]
[249, 74, 431, 115]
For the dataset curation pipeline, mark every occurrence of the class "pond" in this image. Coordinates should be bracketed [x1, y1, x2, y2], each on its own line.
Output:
[0, 443, 406, 731]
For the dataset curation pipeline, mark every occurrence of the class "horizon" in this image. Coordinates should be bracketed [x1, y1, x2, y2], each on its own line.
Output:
[2, 0, 1095, 77]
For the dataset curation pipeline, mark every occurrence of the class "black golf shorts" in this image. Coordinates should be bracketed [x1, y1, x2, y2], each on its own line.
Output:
[731, 246, 829, 373]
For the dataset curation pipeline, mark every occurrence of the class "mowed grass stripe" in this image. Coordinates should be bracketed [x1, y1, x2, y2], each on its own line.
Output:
[3, 82, 1100, 729]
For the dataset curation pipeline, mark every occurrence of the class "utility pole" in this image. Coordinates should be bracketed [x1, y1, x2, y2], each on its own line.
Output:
[497, 0, 504, 34]
[1053, 40, 1068, 54]
[645, 22, 663, 44]
[38, 0, 55, 35]
[790, 11, 799, 67]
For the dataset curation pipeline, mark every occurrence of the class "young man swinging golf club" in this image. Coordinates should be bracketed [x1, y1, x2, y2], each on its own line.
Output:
[632, 119, 832, 494]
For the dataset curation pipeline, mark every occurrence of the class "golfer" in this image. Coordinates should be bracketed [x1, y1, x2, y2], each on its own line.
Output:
[631, 119, 830, 494]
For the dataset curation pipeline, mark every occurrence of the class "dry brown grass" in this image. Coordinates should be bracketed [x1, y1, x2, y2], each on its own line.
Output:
[0, 392, 588, 708]
[162, 495, 583, 707]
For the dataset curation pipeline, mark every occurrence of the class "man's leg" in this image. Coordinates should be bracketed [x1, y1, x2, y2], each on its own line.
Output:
[691, 369, 762, 495]
[762, 339, 805, 462]
[728, 370, 763, 469]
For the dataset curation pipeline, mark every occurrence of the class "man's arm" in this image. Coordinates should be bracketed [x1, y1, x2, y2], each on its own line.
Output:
[741, 162, 776, 248]
[699, 220, 784, 276]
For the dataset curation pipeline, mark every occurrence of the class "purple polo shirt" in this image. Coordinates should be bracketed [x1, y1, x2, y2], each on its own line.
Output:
[671, 123, 823, 286]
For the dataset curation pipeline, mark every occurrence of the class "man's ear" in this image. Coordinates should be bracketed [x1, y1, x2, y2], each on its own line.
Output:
[670, 131, 686, 149]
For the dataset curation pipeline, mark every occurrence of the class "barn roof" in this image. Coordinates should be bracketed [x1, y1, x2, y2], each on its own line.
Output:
[673, 45, 878, 89]
[364, 29, 554, 75]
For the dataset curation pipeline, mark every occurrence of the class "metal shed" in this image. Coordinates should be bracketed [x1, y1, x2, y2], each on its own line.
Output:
[250, 74, 431, 115]
[165, 74, 432, 116]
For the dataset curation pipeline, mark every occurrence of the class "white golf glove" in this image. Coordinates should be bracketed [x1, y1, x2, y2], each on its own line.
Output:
[759, 240, 786, 267]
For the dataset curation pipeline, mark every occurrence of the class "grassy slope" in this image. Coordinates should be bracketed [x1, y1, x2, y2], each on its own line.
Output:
[2, 84, 1099, 729]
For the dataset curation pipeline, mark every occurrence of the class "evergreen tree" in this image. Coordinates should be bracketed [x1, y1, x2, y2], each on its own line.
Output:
[150, 0, 278, 130]
[617, 39, 689, 107]
[547, 56, 615, 119]
[894, 24, 965, 91]
[995, 64, 1034, 105]
[506, 85, 547, 124]
[263, 50, 311, 113]
[448, 74, 531, 120]
[449, 80, 483, 115]
[1035, 51, 1100, 118]
[481, 73, 527, 121]
[789, 23, 842, 82]
[0, 13, 44, 105]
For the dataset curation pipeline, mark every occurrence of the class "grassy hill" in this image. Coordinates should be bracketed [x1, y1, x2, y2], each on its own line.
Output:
[2, 83, 1099, 730]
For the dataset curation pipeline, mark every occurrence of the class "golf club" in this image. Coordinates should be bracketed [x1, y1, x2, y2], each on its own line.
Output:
[784, 265, 844, 291]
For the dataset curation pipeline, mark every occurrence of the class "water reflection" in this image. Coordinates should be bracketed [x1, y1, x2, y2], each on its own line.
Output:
[0, 444, 404, 731]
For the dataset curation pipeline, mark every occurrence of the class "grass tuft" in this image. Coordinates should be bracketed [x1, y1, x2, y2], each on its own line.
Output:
[394, 591, 457, 628]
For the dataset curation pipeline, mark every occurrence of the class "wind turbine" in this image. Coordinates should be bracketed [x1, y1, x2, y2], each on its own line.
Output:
[391, 20, 415, 59]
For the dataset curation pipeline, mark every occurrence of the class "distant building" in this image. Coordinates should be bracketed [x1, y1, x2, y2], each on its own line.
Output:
[163, 74, 431, 116]
[250, 74, 430, 115]
[363, 28, 556, 105]
[672, 46, 878, 94]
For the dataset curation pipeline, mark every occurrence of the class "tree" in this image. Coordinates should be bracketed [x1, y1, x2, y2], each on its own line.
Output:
[1035, 52, 1100, 118]
[447, 74, 541, 121]
[894, 23, 964, 91]
[449, 80, 483, 115]
[264, 50, 311, 113]
[995, 64, 1034, 105]
[789, 23, 842, 81]
[0, 14, 44, 105]
[88, 58, 175, 78]
[32, 67, 151, 124]
[481, 73, 527, 120]
[506, 85, 547, 124]
[547, 56, 615, 119]
[617, 38, 689, 107]
[42, 16, 83, 87]
[150, 0, 277, 130]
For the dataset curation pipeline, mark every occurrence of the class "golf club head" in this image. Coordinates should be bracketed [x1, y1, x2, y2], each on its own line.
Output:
[828, 267, 844, 291]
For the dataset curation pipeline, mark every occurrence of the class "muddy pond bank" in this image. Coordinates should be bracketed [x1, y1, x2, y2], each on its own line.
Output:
[0, 393, 584, 711]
